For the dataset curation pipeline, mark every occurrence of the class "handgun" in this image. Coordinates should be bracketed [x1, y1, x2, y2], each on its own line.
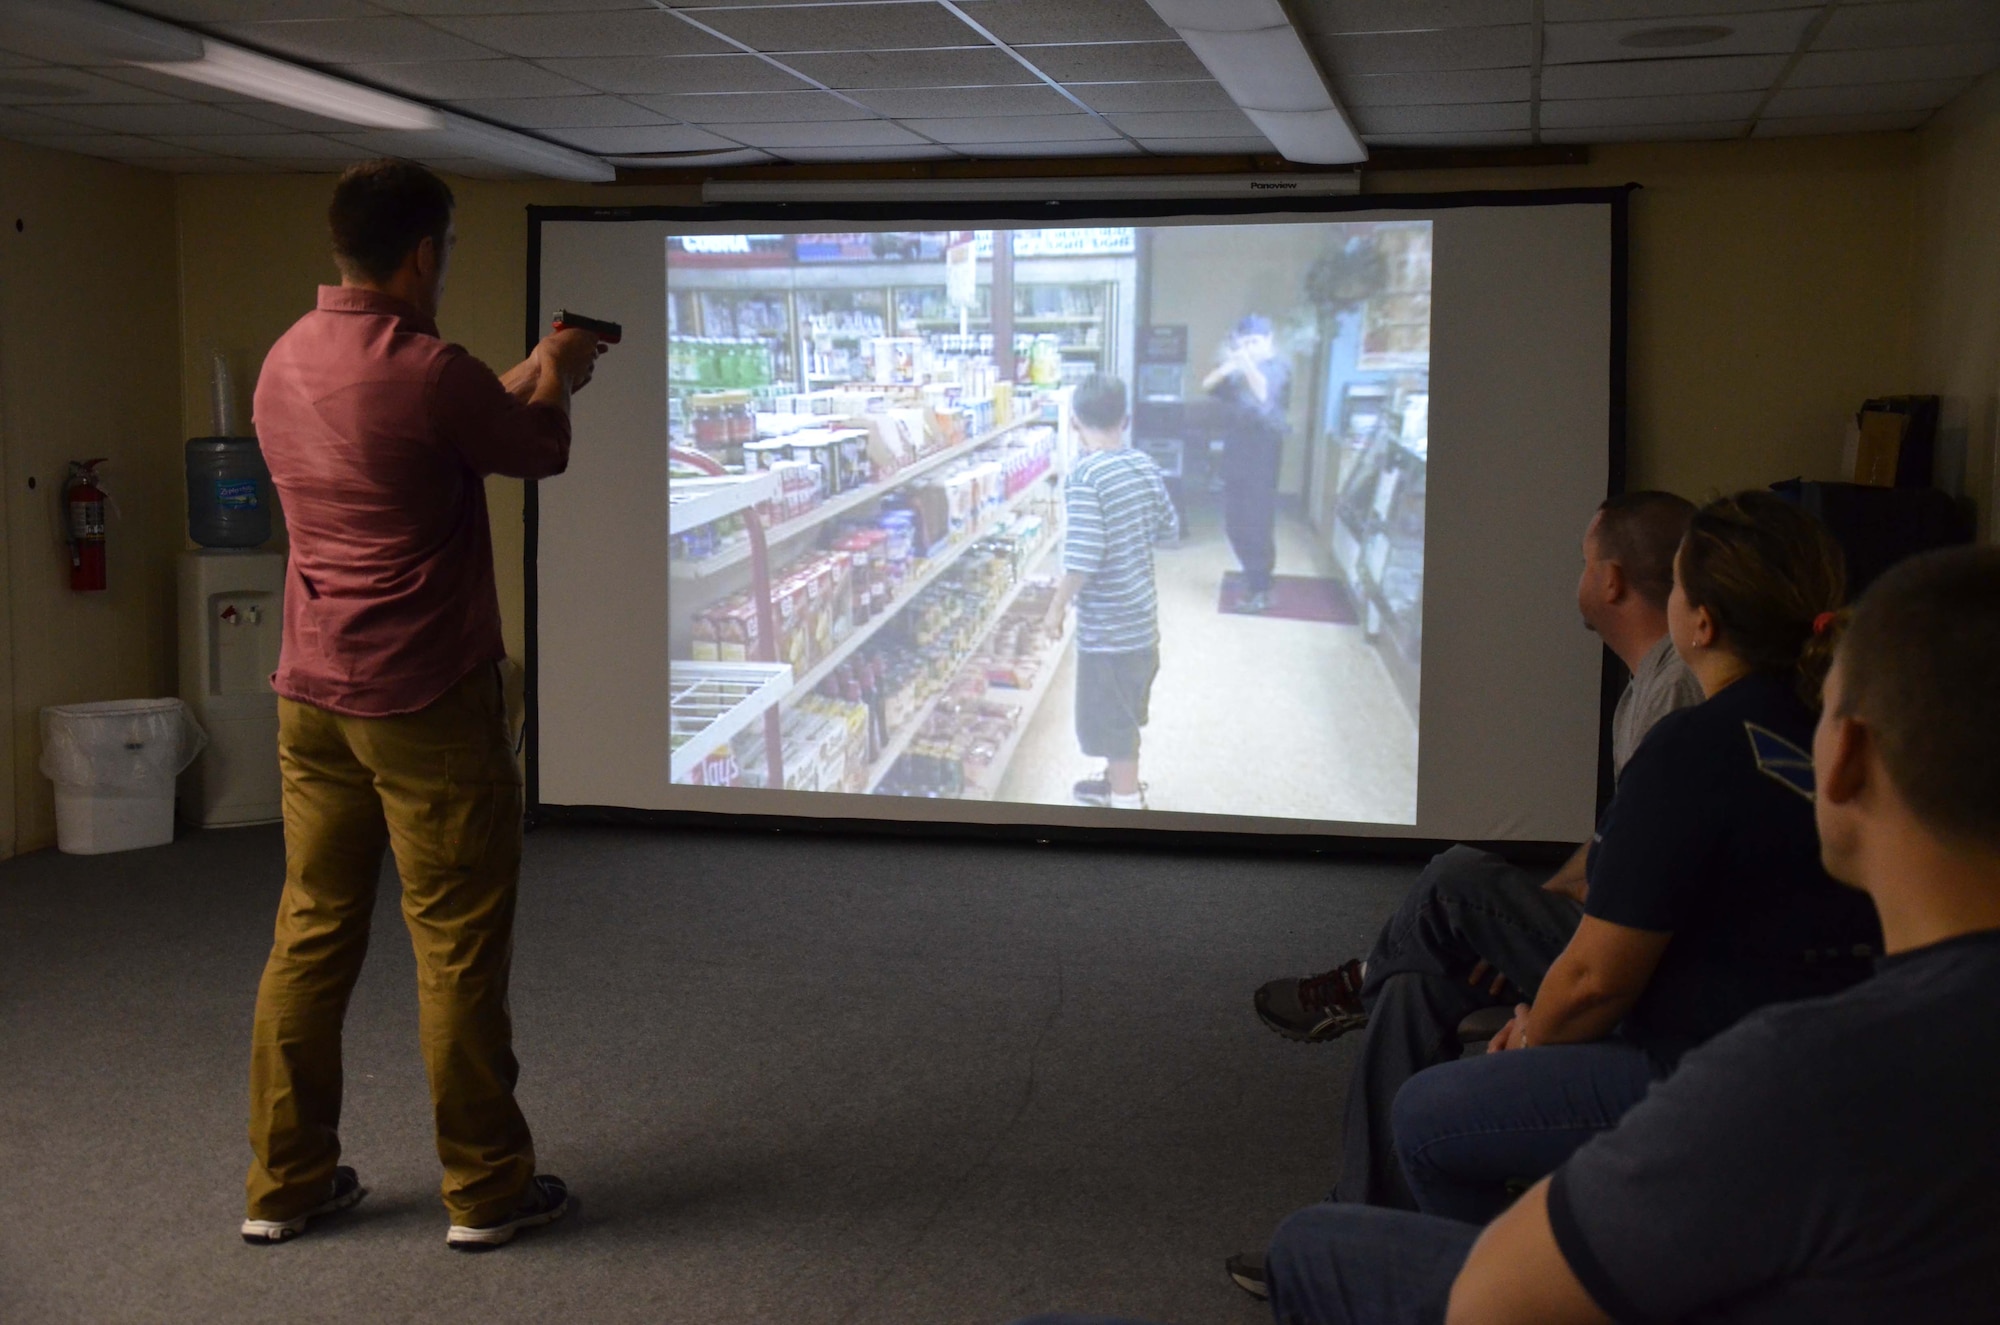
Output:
[551, 309, 623, 344]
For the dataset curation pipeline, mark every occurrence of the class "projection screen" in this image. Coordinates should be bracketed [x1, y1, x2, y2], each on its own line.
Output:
[527, 189, 1627, 844]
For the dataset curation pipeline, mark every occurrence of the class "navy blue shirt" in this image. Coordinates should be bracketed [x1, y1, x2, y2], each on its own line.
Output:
[1211, 356, 1291, 445]
[1550, 929, 2000, 1323]
[1585, 672, 1881, 1066]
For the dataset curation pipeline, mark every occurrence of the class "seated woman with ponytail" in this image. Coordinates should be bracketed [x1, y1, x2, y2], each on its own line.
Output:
[1387, 490, 1884, 1224]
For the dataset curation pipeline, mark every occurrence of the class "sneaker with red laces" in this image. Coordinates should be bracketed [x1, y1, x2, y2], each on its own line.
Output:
[1254, 959, 1368, 1042]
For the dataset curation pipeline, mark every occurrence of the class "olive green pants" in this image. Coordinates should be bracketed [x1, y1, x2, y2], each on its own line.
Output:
[246, 665, 534, 1227]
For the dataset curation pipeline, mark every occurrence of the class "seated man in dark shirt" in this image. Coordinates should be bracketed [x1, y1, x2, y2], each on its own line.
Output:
[1390, 492, 1881, 1221]
[1006, 542, 2000, 1325]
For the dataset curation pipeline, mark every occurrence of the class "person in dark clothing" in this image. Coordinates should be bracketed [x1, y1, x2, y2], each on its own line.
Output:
[1202, 314, 1290, 613]
[1008, 541, 2000, 1325]
[1390, 491, 1881, 1222]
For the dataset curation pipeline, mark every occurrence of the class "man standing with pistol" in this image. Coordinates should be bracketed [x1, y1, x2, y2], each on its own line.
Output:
[240, 160, 608, 1252]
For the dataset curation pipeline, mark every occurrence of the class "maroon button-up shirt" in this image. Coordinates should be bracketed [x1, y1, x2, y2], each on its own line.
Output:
[255, 286, 570, 717]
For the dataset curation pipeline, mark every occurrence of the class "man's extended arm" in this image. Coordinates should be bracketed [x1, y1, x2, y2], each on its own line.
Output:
[1446, 1180, 1610, 1325]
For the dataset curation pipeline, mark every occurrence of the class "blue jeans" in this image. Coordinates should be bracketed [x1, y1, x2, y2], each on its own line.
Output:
[1392, 1041, 1657, 1223]
[1010, 1203, 1479, 1325]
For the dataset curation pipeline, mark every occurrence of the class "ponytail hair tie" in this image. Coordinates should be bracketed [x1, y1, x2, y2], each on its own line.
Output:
[1812, 611, 1838, 636]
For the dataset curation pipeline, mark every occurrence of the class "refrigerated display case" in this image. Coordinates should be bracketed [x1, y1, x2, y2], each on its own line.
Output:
[1330, 381, 1426, 717]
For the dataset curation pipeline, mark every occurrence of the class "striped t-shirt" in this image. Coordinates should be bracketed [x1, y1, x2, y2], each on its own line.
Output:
[1063, 446, 1177, 654]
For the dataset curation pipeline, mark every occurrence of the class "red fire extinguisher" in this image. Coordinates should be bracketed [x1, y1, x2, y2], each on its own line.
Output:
[64, 459, 108, 593]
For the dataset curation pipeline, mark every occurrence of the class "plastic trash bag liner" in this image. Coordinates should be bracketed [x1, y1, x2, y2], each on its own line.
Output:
[40, 699, 209, 789]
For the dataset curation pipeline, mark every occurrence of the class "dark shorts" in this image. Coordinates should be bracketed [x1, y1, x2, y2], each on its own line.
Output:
[1074, 647, 1159, 761]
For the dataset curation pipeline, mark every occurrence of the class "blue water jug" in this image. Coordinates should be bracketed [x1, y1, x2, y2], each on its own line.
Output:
[186, 437, 271, 549]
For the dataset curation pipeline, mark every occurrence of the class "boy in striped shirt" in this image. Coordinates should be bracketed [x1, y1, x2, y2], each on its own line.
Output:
[1043, 376, 1179, 810]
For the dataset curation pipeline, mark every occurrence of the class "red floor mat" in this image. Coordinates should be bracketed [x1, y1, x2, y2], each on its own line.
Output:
[1217, 573, 1360, 623]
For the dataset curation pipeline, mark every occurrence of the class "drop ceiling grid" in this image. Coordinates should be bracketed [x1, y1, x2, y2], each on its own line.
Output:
[0, 0, 1995, 169]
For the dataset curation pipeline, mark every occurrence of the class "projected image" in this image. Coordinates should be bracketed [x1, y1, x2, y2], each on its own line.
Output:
[665, 222, 1428, 825]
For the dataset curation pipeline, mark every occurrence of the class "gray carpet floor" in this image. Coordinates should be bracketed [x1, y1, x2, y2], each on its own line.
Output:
[0, 822, 1419, 1324]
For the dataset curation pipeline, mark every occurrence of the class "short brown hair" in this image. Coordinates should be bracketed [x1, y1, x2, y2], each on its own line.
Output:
[1072, 375, 1128, 430]
[329, 159, 454, 283]
[1835, 546, 2000, 853]
[1676, 490, 1846, 705]
[1596, 490, 1695, 609]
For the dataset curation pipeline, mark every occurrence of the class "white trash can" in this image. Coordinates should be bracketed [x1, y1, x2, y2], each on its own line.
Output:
[41, 699, 208, 855]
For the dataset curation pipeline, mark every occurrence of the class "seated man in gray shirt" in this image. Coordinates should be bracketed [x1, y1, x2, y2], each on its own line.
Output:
[1240, 492, 1702, 1265]
[1015, 543, 2000, 1325]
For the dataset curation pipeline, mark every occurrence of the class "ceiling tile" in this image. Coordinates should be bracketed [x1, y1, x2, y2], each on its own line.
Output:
[1789, 42, 2000, 87]
[1544, 0, 1818, 17]
[1816, 0, 2000, 51]
[1537, 120, 1745, 141]
[1131, 135, 1275, 154]
[1766, 77, 1975, 118]
[766, 143, 961, 162]
[32, 101, 284, 134]
[1364, 128, 1534, 145]
[1332, 67, 1530, 105]
[532, 54, 810, 94]
[972, 0, 1177, 45]
[1543, 10, 1818, 65]
[1304, 1, 1533, 34]
[717, 119, 930, 148]
[122, 1, 378, 19]
[900, 113, 1122, 144]
[1317, 27, 1535, 76]
[633, 89, 873, 121]
[960, 139, 1147, 158]
[1014, 41, 1210, 82]
[1752, 110, 1930, 137]
[1064, 80, 1237, 113]
[1103, 109, 1257, 138]
[692, 4, 981, 54]
[851, 84, 1067, 118]
[0, 68, 174, 104]
[1352, 101, 1530, 133]
[537, 122, 737, 152]
[429, 11, 735, 59]
[116, 155, 267, 172]
[208, 18, 496, 64]
[1541, 54, 1787, 98]
[155, 131, 362, 157]
[5, 131, 199, 157]
[375, 0, 653, 12]
[0, 106, 77, 135]
[781, 48, 1028, 89]
[446, 94, 667, 127]
[1541, 91, 1763, 127]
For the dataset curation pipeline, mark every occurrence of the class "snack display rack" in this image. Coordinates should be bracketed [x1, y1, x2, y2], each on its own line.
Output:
[958, 636, 1067, 801]
[670, 413, 1038, 581]
[668, 660, 793, 784]
[667, 446, 788, 787]
[859, 534, 1058, 793]
[778, 465, 1059, 708]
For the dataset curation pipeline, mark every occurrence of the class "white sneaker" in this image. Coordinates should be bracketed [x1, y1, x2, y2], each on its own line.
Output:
[446, 1175, 572, 1252]
[241, 1166, 366, 1245]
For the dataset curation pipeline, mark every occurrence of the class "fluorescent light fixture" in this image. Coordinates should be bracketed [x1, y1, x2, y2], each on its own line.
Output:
[1143, 0, 1365, 165]
[701, 174, 1360, 203]
[139, 41, 445, 132]
[6, 0, 614, 181]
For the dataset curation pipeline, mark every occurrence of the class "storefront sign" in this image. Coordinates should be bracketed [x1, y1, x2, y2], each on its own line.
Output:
[945, 237, 978, 308]
[973, 228, 1137, 258]
[671, 233, 793, 266]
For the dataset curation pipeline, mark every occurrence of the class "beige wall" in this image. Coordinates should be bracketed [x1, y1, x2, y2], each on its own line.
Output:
[0, 141, 183, 854]
[1369, 133, 1920, 500]
[1913, 70, 2000, 540]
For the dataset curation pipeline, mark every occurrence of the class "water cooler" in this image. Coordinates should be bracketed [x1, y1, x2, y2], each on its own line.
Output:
[178, 549, 284, 825]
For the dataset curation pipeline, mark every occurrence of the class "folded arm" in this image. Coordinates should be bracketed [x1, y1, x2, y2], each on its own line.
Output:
[1519, 915, 1670, 1048]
